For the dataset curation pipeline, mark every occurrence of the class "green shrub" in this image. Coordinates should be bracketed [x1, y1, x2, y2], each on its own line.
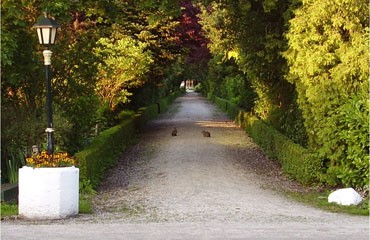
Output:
[207, 92, 216, 102]
[5, 150, 26, 183]
[135, 104, 159, 131]
[324, 93, 369, 188]
[284, 0, 368, 188]
[75, 119, 136, 188]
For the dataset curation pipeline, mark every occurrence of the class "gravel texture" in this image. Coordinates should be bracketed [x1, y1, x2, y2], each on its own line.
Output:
[93, 92, 312, 223]
[2, 92, 368, 239]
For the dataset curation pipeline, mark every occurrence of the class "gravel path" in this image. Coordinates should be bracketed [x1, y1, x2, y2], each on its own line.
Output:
[2, 92, 368, 239]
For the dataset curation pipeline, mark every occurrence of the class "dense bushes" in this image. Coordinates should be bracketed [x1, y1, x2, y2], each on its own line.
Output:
[323, 92, 369, 187]
[284, 0, 369, 188]
[203, 55, 256, 112]
[1, 1, 188, 182]
[200, 1, 305, 145]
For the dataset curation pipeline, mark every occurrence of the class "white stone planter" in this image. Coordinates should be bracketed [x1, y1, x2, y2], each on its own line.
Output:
[19, 166, 79, 219]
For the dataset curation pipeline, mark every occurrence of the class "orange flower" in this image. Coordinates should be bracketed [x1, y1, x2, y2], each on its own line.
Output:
[25, 151, 77, 168]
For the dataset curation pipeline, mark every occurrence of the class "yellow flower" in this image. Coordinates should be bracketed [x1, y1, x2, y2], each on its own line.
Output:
[25, 151, 76, 168]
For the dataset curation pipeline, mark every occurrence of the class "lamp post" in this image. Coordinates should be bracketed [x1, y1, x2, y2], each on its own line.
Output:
[33, 13, 60, 155]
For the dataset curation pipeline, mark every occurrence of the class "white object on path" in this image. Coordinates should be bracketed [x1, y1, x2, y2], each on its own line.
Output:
[328, 188, 363, 206]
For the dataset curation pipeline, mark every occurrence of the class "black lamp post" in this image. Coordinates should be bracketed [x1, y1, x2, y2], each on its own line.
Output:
[33, 13, 60, 155]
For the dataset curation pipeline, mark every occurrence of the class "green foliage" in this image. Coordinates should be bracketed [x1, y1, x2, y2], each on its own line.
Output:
[201, 0, 368, 188]
[194, 82, 203, 93]
[60, 96, 100, 154]
[7, 0, 367, 190]
[284, 0, 369, 187]
[222, 74, 244, 104]
[1, 104, 47, 179]
[200, 0, 303, 143]
[79, 178, 96, 214]
[80, 179, 97, 195]
[0, 203, 18, 217]
[1, 0, 185, 180]
[209, 94, 321, 184]
[76, 119, 136, 188]
[79, 194, 95, 214]
[1, 1, 43, 169]
[324, 92, 369, 187]
[208, 94, 239, 119]
[1, 0, 101, 177]
[133, 0, 181, 17]
[135, 91, 183, 131]
[76, 91, 182, 188]
[204, 54, 256, 111]
[5, 151, 26, 184]
[116, 110, 136, 122]
[289, 191, 369, 216]
[94, 36, 154, 109]
[135, 105, 160, 131]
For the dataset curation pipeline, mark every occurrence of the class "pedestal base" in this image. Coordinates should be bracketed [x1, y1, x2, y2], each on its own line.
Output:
[19, 166, 79, 219]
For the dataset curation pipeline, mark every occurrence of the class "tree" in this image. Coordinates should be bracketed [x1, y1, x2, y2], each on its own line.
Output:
[198, 0, 306, 144]
[284, 0, 369, 187]
[175, 0, 210, 81]
[94, 36, 153, 109]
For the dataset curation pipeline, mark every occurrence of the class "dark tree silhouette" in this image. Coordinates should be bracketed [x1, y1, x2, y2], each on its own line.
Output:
[175, 0, 210, 80]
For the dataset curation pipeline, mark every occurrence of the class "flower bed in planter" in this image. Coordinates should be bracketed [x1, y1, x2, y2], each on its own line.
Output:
[18, 166, 79, 219]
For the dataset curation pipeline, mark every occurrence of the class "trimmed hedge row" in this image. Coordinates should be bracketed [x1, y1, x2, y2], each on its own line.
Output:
[209, 94, 322, 185]
[239, 112, 322, 184]
[76, 91, 183, 188]
[135, 103, 159, 131]
[75, 119, 136, 188]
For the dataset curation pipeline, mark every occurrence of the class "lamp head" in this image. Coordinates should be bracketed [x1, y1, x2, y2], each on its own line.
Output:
[33, 13, 60, 47]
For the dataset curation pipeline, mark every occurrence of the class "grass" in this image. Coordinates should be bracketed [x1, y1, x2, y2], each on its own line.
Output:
[79, 193, 94, 214]
[288, 190, 369, 216]
[0, 193, 95, 218]
[1, 203, 18, 217]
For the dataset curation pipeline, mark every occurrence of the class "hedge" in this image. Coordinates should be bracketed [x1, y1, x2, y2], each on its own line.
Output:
[76, 90, 183, 188]
[239, 112, 322, 184]
[209, 94, 322, 185]
[75, 119, 136, 188]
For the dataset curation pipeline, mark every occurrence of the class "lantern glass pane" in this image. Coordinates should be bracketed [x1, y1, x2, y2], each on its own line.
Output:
[37, 28, 43, 44]
[42, 28, 51, 45]
[51, 28, 57, 44]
